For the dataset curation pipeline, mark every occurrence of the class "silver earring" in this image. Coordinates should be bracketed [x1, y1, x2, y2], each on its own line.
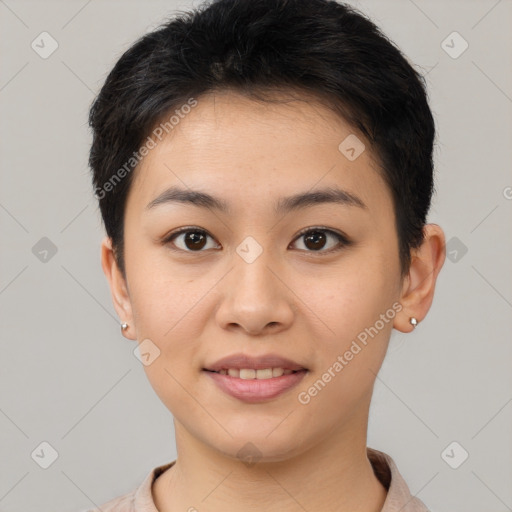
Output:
[121, 322, 129, 331]
[409, 317, 418, 328]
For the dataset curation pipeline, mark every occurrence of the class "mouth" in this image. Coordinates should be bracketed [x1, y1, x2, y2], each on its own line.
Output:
[203, 367, 308, 403]
[203, 352, 308, 375]
[202, 368, 305, 379]
[202, 353, 308, 402]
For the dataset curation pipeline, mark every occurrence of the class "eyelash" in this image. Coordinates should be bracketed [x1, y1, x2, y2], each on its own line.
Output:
[162, 226, 352, 256]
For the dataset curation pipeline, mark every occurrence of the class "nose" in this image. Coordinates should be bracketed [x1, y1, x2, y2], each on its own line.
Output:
[214, 250, 295, 336]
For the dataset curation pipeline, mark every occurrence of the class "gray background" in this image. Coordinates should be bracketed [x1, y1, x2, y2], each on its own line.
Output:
[1, 0, 511, 511]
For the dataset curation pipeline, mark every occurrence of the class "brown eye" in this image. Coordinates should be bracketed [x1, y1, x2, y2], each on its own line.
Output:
[181, 231, 207, 250]
[165, 228, 219, 252]
[303, 230, 327, 250]
[291, 228, 349, 254]
[163, 226, 350, 255]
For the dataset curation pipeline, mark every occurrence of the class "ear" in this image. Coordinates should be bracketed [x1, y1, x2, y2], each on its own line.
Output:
[100, 236, 136, 340]
[394, 224, 446, 333]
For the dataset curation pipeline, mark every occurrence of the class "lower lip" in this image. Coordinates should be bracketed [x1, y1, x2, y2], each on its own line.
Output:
[203, 370, 307, 403]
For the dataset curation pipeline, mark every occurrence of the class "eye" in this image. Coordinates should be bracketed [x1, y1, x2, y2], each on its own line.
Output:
[163, 227, 219, 252]
[290, 227, 350, 254]
[163, 226, 351, 254]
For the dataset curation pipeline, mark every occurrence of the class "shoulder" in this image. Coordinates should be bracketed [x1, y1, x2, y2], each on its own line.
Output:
[80, 461, 175, 512]
[367, 447, 431, 512]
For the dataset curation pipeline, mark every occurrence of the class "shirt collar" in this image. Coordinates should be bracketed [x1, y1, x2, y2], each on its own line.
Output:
[133, 447, 429, 512]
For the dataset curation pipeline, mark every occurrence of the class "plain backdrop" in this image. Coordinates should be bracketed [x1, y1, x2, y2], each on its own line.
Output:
[0, 1, 511, 511]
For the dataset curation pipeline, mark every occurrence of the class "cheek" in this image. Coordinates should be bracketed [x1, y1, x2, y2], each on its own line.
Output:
[299, 254, 395, 390]
[127, 245, 204, 331]
[296, 298, 392, 421]
[304, 259, 393, 341]
[130, 268, 205, 411]
[126, 245, 219, 342]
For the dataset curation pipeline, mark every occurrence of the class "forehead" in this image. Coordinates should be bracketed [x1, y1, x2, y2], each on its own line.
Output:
[128, 90, 390, 217]
[145, 90, 371, 157]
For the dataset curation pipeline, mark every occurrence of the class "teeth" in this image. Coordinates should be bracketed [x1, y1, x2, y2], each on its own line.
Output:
[240, 369, 256, 379]
[272, 368, 284, 377]
[217, 368, 298, 379]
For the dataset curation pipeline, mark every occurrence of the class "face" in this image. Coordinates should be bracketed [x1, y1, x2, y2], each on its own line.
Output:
[108, 90, 408, 461]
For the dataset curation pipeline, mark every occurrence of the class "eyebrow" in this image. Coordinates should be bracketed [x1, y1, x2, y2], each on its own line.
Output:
[145, 185, 367, 214]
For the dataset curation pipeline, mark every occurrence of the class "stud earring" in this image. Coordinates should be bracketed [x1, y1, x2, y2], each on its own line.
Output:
[409, 317, 418, 329]
[121, 322, 129, 331]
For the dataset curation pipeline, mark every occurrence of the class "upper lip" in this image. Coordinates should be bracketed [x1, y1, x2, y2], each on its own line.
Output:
[204, 353, 307, 372]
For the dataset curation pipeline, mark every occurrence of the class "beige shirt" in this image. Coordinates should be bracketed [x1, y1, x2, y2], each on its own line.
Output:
[86, 447, 429, 511]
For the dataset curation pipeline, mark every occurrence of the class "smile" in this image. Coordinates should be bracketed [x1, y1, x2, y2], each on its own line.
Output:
[204, 368, 301, 379]
[203, 368, 308, 403]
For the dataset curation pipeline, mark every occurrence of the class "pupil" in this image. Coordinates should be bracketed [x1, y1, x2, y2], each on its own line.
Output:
[186, 231, 206, 250]
[305, 231, 326, 251]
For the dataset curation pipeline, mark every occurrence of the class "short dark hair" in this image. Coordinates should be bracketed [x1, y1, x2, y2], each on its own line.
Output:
[88, 0, 436, 280]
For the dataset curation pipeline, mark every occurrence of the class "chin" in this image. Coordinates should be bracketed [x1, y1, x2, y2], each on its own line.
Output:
[199, 422, 313, 464]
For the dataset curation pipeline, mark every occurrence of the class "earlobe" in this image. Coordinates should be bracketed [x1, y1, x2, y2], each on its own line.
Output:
[100, 236, 136, 339]
[394, 224, 446, 333]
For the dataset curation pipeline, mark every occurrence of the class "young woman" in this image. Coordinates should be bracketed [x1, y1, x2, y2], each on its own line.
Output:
[88, 0, 445, 510]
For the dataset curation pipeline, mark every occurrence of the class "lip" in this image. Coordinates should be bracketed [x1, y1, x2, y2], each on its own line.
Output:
[204, 369, 308, 403]
[203, 352, 307, 372]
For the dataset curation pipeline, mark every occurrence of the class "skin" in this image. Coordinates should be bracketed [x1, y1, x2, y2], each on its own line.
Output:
[101, 90, 446, 512]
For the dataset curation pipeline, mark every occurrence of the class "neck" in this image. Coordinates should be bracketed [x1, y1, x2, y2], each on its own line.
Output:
[153, 420, 387, 512]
